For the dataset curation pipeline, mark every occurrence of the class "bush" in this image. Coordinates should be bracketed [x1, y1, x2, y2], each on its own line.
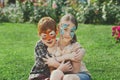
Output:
[0, 8, 9, 22]
[29, 6, 56, 23]
[102, 1, 120, 24]
[20, 0, 65, 23]
[0, 0, 120, 24]
[64, 0, 120, 24]
[19, 1, 34, 22]
[0, 4, 24, 23]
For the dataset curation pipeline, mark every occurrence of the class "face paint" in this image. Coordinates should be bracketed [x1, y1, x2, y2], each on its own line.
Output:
[41, 30, 56, 40]
[70, 26, 76, 38]
[60, 24, 69, 35]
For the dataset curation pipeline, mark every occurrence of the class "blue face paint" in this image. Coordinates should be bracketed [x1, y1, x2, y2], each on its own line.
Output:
[70, 26, 76, 38]
[60, 24, 76, 38]
[60, 24, 69, 35]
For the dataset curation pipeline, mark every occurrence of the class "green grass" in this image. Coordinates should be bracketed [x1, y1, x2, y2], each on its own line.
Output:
[0, 23, 120, 80]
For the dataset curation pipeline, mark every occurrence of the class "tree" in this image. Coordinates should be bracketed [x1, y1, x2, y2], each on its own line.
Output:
[8, 0, 16, 4]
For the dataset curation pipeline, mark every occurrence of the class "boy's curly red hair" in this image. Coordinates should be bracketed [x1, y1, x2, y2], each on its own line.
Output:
[38, 17, 56, 36]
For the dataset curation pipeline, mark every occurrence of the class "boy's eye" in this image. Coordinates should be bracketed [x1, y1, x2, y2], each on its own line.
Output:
[41, 34, 47, 38]
[49, 31, 55, 36]
[50, 33, 54, 36]
[42, 35, 46, 38]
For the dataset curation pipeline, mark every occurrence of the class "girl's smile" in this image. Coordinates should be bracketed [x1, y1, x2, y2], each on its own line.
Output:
[41, 29, 56, 47]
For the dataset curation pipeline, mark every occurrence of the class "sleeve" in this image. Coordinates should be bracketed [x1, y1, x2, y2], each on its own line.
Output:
[72, 42, 86, 61]
[29, 41, 50, 79]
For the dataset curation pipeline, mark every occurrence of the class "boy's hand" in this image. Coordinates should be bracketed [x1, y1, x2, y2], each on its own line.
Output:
[43, 55, 60, 68]
[45, 78, 49, 80]
[58, 61, 73, 73]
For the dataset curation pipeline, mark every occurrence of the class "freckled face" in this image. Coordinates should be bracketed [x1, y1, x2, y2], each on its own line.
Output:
[41, 29, 56, 47]
[60, 21, 76, 42]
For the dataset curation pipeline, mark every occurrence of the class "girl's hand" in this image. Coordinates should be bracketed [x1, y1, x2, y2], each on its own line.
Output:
[43, 55, 60, 68]
[73, 48, 85, 61]
[64, 48, 85, 62]
[57, 61, 73, 73]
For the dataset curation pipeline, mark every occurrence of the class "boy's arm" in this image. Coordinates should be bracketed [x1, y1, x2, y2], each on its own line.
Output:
[29, 41, 50, 79]
[43, 55, 61, 68]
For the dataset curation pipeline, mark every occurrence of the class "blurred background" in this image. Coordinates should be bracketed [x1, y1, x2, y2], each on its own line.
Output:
[0, 0, 120, 24]
[0, 0, 120, 80]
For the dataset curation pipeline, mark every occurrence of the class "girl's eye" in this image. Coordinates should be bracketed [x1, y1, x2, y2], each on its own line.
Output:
[71, 30, 74, 32]
[62, 24, 69, 28]
[64, 28, 67, 31]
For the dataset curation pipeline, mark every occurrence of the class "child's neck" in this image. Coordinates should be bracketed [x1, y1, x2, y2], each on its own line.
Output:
[59, 38, 70, 50]
[47, 41, 57, 54]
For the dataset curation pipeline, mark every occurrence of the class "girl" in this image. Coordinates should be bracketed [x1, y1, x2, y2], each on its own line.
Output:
[48, 14, 92, 80]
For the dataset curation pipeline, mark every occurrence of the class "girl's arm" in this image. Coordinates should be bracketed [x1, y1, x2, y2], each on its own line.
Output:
[55, 42, 85, 62]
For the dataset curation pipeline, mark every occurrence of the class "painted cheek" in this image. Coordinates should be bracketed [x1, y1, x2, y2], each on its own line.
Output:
[50, 35, 56, 39]
[46, 35, 56, 40]
[41, 39, 47, 45]
[70, 32, 75, 38]
[71, 27, 76, 31]
[60, 29, 64, 35]
[41, 37, 47, 40]
[60, 24, 69, 35]
[70, 27, 76, 38]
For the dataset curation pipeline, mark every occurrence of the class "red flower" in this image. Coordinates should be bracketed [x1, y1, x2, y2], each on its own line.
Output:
[117, 26, 120, 32]
[112, 26, 120, 42]
[112, 26, 117, 36]
[118, 33, 120, 38]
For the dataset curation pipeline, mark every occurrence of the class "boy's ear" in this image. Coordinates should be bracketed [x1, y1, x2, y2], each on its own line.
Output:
[57, 24, 60, 30]
[56, 30, 58, 35]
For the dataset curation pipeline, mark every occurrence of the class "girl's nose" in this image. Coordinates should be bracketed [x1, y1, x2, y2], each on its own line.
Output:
[66, 31, 70, 36]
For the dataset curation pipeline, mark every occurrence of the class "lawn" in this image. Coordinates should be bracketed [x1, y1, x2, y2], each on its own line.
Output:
[0, 23, 120, 80]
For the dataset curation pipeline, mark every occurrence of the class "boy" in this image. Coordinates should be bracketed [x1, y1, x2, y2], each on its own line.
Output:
[29, 17, 60, 80]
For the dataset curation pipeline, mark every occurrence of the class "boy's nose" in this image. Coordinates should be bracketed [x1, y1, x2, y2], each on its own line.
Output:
[46, 35, 52, 41]
[47, 38, 51, 41]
